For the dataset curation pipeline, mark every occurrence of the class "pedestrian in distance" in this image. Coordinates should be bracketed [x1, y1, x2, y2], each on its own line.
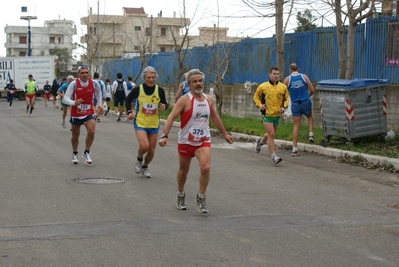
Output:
[253, 66, 289, 165]
[283, 63, 316, 156]
[24, 74, 39, 116]
[4, 79, 17, 109]
[62, 64, 103, 165]
[111, 72, 128, 122]
[51, 79, 60, 109]
[173, 72, 190, 105]
[125, 66, 169, 178]
[93, 72, 106, 122]
[104, 79, 112, 116]
[255, 92, 269, 153]
[126, 75, 136, 93]
[43, 80, 52, 107]
[158, 68, 234, 213]
[57, 75, 74, 129]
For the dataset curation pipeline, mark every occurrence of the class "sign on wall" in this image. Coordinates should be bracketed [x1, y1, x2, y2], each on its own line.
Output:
[386, 20, 399, 66]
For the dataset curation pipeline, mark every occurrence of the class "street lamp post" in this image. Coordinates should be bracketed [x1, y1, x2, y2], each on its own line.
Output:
[20, 15, 37, 56]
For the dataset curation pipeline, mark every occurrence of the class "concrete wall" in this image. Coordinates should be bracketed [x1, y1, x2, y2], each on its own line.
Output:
[161, 83, 399, 132]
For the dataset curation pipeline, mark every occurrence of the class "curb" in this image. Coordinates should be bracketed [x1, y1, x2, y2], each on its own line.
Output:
[161, 119, 399, 171]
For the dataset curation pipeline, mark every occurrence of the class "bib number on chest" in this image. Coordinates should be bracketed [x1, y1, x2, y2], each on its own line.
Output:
[188, 128, 208, 142]
[141, 103, 157, 115]
[77, 104, 91, 114]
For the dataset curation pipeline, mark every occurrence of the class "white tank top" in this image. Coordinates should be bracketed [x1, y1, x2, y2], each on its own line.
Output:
[178, 92, 211, 146]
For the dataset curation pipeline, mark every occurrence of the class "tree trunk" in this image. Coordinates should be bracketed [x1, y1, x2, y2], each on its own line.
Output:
[275, 0, 285, 80]
[345, 23, 356, 79]
[335, 0, 346, 79]
[214, 74, 223, 116]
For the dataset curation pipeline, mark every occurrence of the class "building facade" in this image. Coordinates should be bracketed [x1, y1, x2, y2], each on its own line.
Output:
[80, 7, 242, 68]
[4, 20, 77, 58]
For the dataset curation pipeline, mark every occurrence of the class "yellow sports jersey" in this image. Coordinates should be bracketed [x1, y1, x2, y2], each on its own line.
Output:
[253, 81, 289, 117]
[135, 84, 160, 128]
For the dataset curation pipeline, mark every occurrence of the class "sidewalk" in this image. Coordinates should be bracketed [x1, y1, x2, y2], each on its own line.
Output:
[230, 131, 399, 171]
[162, 120, 399, 171]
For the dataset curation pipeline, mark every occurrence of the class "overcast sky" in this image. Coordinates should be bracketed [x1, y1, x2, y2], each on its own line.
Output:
[2, 0, 340, 58]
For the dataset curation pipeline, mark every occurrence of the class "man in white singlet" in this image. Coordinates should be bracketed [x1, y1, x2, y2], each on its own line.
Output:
[158, 69, 233, 213]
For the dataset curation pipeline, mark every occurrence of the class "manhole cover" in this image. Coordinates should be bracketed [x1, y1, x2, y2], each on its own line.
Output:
[74, 178, 125, 184]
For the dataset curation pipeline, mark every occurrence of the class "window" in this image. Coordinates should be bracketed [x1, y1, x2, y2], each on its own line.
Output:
[160, 28, 166, 37]
[134, 46, 139, 51]
[19, 36, 27, 44]
[145, 27, 151, 36]
[135, 26, 141, 31]
[19, 51, 26, 56]
[160, 47, 166, 52]
[58, 37, 62, 44]
[50, 37, 55, 44]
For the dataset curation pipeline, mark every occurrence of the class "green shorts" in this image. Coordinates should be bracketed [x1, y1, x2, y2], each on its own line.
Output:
[262, 116, 280, 126]
[60, 98, 69, 108]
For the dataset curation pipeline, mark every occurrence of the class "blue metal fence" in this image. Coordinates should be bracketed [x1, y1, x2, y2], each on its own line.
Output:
[102, 17, 399, 85]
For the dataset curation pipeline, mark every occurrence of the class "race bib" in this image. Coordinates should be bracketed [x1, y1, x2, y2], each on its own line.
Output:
[188, 127, 209, 143]
[141, 102, 157, 115]
[77, 104, 91, 114]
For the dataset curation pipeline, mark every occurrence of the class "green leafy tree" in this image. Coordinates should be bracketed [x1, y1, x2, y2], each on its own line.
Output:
[295, 9, 317, 32]
[50, 47, 71, 77]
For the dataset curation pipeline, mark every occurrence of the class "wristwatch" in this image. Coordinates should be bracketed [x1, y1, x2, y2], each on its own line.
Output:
[161, 133, 168, 139]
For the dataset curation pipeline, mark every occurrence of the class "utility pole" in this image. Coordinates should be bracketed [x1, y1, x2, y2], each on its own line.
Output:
[20, 6, 37, 57]
[96, 0, 100, 72]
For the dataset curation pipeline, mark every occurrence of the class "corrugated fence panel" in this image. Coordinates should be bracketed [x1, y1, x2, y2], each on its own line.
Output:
[102, 17, 399, 85]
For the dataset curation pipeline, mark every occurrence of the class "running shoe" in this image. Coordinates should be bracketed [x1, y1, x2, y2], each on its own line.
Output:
[177, 192, 187, 210]
[142, 167, 151, 178]
[255, 137, 262, 153]
[83, 152, 92, 164]
[134, 160, 143, 174]
[272, 155, 282, 165]
[308, 135, 315, 143]
[116, 112, 120, 116]
[195, 194, 208, 213]
[29, 114, 33, 117]
[71, 153, 79, 164]
[62, 122, 66, 129]
[9, 107, 12, 110]
[117, 117, 121, 122]
[291, 151, 298, 157]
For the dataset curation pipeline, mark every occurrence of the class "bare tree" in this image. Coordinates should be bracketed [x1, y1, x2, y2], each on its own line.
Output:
[122, 16, 154, 83]
[325, 0, 376, 79]
[242, 0, 294, 80]
[169, 0, 193, 93]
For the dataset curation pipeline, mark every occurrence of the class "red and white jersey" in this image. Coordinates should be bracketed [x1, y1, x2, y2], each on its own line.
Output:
[178, 92, 211, 146]
[70, 79, 96, 118]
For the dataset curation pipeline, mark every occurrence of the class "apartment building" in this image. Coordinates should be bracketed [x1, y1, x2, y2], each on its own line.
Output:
[4, 19, 77, 58]
[80, 7, 242, 63]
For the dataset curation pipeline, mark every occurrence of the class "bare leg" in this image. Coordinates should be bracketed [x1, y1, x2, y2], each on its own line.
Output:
[83, 119, 96, 151]
[194, 147, 211, 195]
[292, 116, 301, 148]
[177, 156, 192, 193]
[71, 125, 81, 152]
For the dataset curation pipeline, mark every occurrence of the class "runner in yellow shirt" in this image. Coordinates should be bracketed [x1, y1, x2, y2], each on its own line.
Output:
[253, 66, 289, 164]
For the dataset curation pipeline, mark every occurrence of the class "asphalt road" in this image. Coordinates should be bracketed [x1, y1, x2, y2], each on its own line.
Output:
[1, 98, 399, 267]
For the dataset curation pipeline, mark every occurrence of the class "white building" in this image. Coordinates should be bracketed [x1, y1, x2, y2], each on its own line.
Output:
[4, 19, 77, 58]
